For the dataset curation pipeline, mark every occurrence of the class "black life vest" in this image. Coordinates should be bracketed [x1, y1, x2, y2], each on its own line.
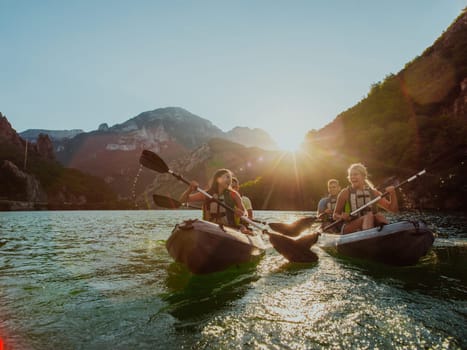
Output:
[326, 195, 338, 212]
[320, 195, 338, 223]
[345, 186, 378, 217]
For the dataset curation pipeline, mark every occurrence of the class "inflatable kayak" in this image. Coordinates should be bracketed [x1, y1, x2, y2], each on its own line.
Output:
[319, 220, 435, 266]
[166, 219, 267, 274]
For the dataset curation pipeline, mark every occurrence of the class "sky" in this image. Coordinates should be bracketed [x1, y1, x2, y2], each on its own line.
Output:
[1, 1, 465, 151]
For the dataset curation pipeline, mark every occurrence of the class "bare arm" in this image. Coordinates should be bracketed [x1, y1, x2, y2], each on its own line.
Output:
[232, 191, 247, 218]
[333, 189, 350, 221]
[242, 196, 254, 219]
[375, 186, 399, 212]
[179, 181, 205, 203]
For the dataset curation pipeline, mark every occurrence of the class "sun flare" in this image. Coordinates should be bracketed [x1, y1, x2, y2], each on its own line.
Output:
[277, 138, 303, 153]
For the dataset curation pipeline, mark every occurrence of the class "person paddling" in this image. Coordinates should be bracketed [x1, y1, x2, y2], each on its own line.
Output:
[231, 177, 254, 219]
[317, 179, 341, 232]
[333, 163, 398, 234]
[179, 168, 252, 234]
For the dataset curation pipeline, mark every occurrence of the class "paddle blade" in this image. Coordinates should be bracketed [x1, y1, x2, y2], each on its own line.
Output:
[268, 216, 316, 237]
[139, 150, 169, 173]
[268, 231, 318, 263]
[153, 194, 182, 209]
[296, 232, 320, 248]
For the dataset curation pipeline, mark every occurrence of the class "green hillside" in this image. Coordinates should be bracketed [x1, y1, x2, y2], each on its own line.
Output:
[299, 9, 467, 210]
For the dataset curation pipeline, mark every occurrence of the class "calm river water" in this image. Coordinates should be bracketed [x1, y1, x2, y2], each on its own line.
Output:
[0, 210, 466, 349]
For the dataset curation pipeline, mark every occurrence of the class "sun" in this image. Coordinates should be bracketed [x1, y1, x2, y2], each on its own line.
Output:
[267, 122, 306, 153]
[276, 138, 303, 153]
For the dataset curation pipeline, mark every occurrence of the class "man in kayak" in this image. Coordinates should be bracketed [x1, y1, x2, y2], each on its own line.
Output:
[179, 168, 252, 234]
[333, 163, 398, 234]
[317, 179, 342, 233]
[231, 177, 254, 219]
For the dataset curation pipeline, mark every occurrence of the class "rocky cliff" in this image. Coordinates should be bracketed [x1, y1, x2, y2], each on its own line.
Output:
[0, 114, 25, 148]
[0, 160, 47, 202]
[0, 114, 119, 209]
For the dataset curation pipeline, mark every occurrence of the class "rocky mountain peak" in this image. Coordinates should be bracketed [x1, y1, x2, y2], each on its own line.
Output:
[35, 134, 55, 160]
[0, 113, 24, 148]
[98, 123, 109, 131]
[1, 114, 55, 161]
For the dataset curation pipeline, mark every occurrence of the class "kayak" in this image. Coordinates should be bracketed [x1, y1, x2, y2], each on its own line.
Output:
[318, 220, 435, 266]
[166, 219, 267, 274]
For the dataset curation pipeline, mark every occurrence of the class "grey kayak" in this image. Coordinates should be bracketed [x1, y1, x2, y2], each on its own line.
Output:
[319, 220, 435, 266]
[166, 219, 267, 274]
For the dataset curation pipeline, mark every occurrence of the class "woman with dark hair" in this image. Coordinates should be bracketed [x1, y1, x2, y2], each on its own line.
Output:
[179, 168, 247, 228]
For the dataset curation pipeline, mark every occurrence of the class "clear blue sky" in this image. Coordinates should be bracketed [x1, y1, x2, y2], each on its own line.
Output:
[1, 1, 465, 150]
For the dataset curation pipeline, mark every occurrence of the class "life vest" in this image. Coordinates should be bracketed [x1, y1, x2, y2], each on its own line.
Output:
[320, 195, 338, 223]
[345, 186, 378, 217]
[326, 195, 338, 212]
[321, 195, 342, 233]
[202, 189, 240, 227]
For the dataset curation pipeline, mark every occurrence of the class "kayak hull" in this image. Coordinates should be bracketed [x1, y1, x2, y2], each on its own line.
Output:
[166, 219, 266, 274]
[319, 220, 435, 266]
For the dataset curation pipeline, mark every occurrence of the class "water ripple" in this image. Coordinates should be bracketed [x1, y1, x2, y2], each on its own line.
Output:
[0, 210, 465, 349]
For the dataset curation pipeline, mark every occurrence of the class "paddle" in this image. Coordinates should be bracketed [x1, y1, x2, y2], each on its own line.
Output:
[152, 194, 269, 226]
[322, 169, 427, 232]
[139, 150, 319, 262]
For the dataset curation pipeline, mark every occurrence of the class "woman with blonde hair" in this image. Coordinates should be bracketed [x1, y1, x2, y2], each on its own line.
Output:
[333, 163, 398, 234]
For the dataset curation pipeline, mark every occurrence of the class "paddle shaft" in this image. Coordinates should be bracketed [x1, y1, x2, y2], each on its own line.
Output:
[168, 170, 265, 231]
[323, 169, 427, 231]
[153, 193, 268, 225]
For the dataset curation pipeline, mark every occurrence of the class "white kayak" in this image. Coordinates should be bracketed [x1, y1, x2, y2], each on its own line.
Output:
[319, 220, 435, 266]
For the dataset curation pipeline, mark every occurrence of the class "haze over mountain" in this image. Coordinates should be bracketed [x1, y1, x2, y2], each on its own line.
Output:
[20, 129, 84, 142]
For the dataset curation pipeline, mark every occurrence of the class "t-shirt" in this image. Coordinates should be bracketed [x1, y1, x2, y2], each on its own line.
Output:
[317, 197, 329, 214]
[241, 196, 252, 211]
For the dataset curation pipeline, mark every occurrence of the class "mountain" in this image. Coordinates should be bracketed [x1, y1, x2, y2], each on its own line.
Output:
[0, 113, 119, 210]
[49, 107, 224, 198]
[225, 126, 278, 150]
[301, 9, 467, 210]
[50, 107, 277, 198]
[109, 107, 225, 149]
[20, 129, 84, 142]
